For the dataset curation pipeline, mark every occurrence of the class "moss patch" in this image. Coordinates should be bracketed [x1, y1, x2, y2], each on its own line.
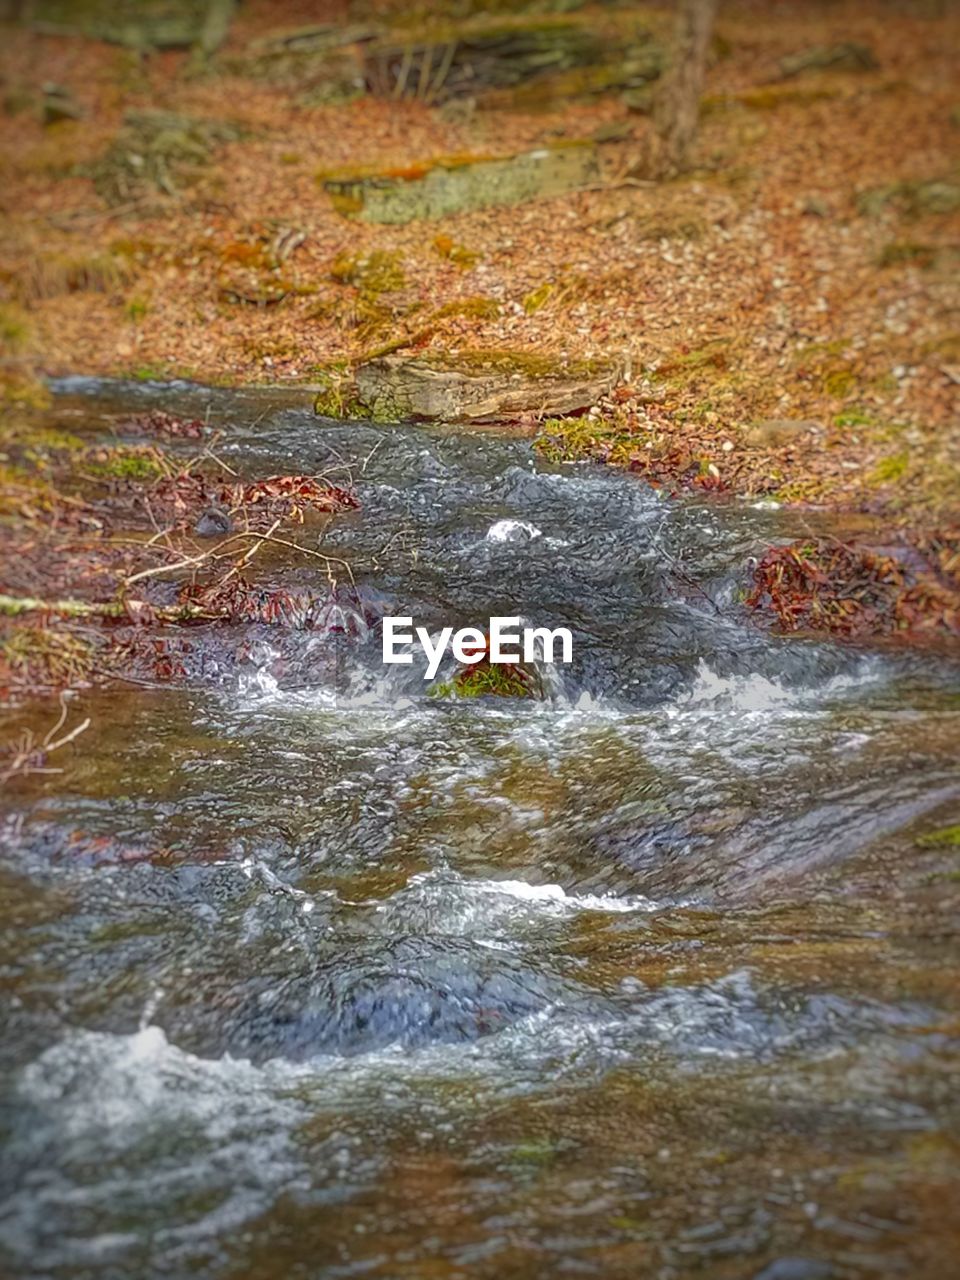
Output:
[432, 235, 481, 268]
[869, 451, 910, 485]
[330, 250, 406, 294]
[917, 824, 960, 849]
[81, 445, 167, 482]
[431, 659, 539, 700]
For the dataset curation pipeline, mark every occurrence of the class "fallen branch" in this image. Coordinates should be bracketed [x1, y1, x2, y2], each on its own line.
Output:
[121, 528, 355, 590]
[0, 593, 215, 622]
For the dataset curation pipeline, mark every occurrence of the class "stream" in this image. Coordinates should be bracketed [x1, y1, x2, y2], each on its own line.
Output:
[1, 382, 959, 1279]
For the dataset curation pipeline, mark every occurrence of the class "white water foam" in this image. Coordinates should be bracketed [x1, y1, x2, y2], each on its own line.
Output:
[377, 868, 657, 925]
[665, 657, 883, 722]
[485, 518, 542, 543]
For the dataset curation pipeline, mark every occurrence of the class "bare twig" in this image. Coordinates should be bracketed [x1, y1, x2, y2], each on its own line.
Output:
[215, 517, 281, 588]
[0, 698, 91, 785]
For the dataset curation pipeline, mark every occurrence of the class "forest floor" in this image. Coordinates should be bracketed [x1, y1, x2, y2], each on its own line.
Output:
[1, 0, 959, 705]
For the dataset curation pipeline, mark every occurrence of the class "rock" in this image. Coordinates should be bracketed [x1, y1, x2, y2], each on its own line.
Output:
[801, 196, 829, 217]
[743, 418, 822, 449]
[41, 84, 82, 126]
[857, 177, 960, 218]
[225, 29, 369, 100]
[778, 42, 877, 78]
[622, 84, 656, 113]
[323, 143, 600, 224]
[89, 110, 246, 205]
[362, 17, 662, 107]
[752, 1259, 833, 1280]
[591, 119, 635, 144]
[191, 0, 236, 63]
[318, 350, 620, 423]
[194, 507, 232, 537]
[30, 0, 217, 48]
[248, 23, 381, 55]
[363, 17, 607, 103]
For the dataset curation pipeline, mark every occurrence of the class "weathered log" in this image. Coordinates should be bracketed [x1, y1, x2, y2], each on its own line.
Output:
[345, 351, 621, 423]
[0, 594, 212, 621]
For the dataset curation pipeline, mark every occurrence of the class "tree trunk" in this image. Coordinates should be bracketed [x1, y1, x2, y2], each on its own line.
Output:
[651, 0, 719, 175]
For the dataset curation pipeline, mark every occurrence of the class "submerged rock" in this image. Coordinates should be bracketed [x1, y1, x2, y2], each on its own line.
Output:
[316, 349, 620, 423]
[323, 143, 601, 224]
[193, 506, 232, 537]
[187, 937, 608, 1060]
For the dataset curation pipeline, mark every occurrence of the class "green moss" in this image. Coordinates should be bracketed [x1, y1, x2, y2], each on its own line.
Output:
[794, 338, 850, 362]
[833, 409, 876, 428]
[822, 366, 858, 397]
[312, 370, 368, 420]
[83, 446, 165, 482]
[507, 1140, 558, 1167]
[433, 348, 608, 380]
[917, 824, 960, 848]
[432, 296, 500, 321]
[130, 364, 171, 382]
[124, 295, 150, 323]
[432, 235, 481, 267]
[0, 303, 30, 351]
[523, 281, 555, 314]
[431, 662, 535, 700]
[535, 412, 636, 464]
[0, 410, 88, 472]
[330, 250, 406, 294]
[869, 451, 910, 484]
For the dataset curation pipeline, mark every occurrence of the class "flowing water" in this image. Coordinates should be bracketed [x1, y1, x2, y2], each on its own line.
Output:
[2, 383, 959, 1279]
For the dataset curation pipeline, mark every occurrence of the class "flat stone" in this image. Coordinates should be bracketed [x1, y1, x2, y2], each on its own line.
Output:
[778, 42, 877, 78]
[323, 143, 600, 224]
[321, 350, 620, 423]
